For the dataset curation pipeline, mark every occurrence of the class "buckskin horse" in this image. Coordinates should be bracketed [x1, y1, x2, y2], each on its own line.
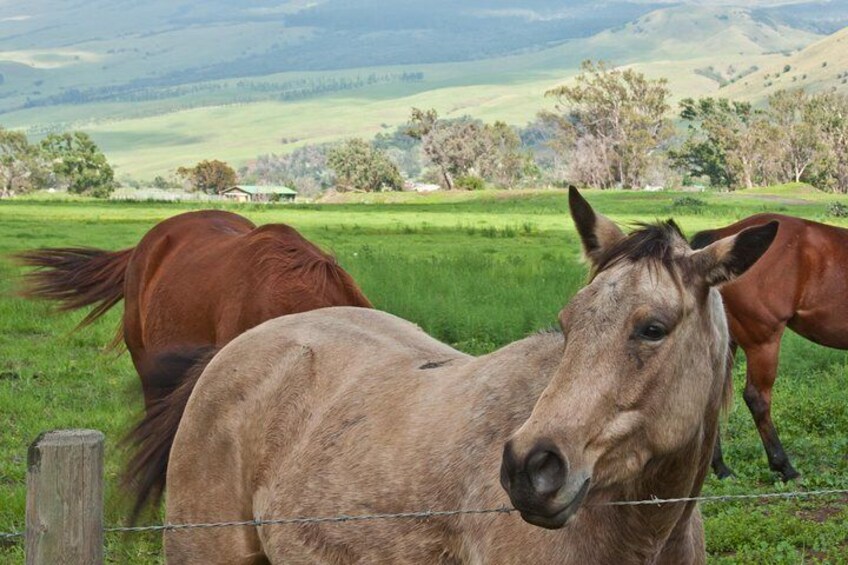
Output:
[145, 189, 776, 563]
[692, 213, 848, 481]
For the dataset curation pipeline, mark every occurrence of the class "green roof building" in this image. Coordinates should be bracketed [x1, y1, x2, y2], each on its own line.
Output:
[221, 185, 297, 203]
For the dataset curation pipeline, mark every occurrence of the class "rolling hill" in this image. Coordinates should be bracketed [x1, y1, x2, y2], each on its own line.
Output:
[721, 25, 848, 101]
[0, 2, 840, 180]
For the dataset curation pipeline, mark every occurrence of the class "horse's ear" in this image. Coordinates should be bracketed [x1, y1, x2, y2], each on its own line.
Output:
[568, 186, 625, 265]
[688, 221, 778, 286]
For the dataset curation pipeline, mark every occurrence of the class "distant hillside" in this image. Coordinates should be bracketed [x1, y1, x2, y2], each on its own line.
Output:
[562, 5, 816, 61]
[0, 0, 664, 115]
[721, 25, 848, 101]
[754, 0, 848, 35]
[0, 3, 838, 180]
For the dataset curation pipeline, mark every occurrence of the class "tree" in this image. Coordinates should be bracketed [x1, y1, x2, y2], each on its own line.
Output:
[420, 117, 488, 189]
[404, 107, 439, 141]
[477, 121, 528, 188]
[544, 60, 673, 189]
[373, 126, 423, 179]
[176, 159, 237, 194]
[151, 175, 180, 189]
[40, 132, 115, 197]
[673, 98, 772, 190]
[405, 109, 534, 189]
[327, 138, 403, 192]
[767, 90, 820, 183]
[0, 129, 47, 197]
[804, 92, 848, 193]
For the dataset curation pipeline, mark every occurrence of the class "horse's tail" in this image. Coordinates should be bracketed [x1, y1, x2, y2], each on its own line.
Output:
[122, 346, 218, 524]
[690, 229, 718, 250]
[16, 247, 134, 331]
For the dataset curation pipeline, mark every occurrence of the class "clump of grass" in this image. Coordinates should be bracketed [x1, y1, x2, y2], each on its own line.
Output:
[825, 201, 848, 218]
[672, 196, 707, 214]
[481, 225, 519, 238]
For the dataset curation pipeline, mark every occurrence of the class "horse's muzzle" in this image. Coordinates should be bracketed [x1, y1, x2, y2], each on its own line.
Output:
[500, 440, 590, 529]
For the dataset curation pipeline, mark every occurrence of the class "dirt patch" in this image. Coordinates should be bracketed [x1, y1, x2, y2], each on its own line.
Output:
[795, 494, 848, 523]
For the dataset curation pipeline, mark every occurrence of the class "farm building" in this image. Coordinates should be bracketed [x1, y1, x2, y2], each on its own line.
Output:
[220, 185, 297, 203]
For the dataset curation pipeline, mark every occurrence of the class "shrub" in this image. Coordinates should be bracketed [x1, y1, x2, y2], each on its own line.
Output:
[825, 201, 848, 217]
[454, 175, 486, 191]
[672, 196, 706, 209]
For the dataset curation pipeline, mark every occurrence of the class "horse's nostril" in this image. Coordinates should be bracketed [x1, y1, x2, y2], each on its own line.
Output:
[526, 449, 567, 497]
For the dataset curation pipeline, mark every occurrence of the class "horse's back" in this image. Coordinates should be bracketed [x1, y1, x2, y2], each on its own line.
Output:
[166, 308, 471, 562]
[189, 307, 465, 403]
[173, 307, 467, 451]
[128, 210, 256, 286]
[694, 213, 848, 347]
[138, 210, 256, 243]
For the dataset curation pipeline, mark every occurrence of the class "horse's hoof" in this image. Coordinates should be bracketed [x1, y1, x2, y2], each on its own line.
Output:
[713, 465, 735, 480]
[779, 468, 801, 482]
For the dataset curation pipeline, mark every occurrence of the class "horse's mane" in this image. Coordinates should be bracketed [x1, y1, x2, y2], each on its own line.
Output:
[592, 220, 686, 279]
[247, 225, 362, 303]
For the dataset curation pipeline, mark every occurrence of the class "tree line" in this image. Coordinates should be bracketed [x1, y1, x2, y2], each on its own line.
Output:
[19, 72, 425, 111]
[241, 110, 539, 194]
[244, 61, 848, 194]
[673, 89, 848, 192]
[8, 59, 848, 197]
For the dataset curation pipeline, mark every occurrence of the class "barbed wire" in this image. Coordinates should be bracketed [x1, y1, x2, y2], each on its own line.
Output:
[1, 487, 846, 540]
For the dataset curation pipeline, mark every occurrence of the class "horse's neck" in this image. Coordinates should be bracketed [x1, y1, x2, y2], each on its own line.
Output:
[465, 333, 715, 563]
[583, 417, 717, 563]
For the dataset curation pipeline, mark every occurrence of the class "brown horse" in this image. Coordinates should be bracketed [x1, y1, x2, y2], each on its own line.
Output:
[692, 213, 848, 481]
[18, 209, 372, 405]
[152, 189, 776, 563]
[18, 210, 372, 518]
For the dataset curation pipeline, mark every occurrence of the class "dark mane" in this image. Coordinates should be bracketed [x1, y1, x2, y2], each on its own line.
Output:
[592, 220, 686, 279]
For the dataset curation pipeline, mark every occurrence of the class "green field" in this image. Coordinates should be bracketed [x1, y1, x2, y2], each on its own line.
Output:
[1, 187, 847, 563]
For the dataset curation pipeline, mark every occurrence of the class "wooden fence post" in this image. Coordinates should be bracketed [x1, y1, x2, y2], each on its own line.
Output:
[26, 429, 104, 565]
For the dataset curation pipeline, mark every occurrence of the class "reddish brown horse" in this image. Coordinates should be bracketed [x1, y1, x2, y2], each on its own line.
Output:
[19, 210, 372, 517]
[692, 213, 848, 481]
[19, 210, 372, 405]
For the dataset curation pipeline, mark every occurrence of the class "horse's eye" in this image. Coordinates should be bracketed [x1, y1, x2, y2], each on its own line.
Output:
[637, 323, 667, 342]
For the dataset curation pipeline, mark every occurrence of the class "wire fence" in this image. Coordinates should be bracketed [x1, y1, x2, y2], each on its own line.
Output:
[3, 487, 847, 540]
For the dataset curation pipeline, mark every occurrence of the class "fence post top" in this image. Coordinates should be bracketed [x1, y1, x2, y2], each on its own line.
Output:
[28, 430, 105, 471]
[30, 429, 105, 447]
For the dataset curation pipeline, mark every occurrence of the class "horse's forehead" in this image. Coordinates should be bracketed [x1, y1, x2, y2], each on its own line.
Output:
[566, 261, 687, 327]
[596, 261, 683, 301]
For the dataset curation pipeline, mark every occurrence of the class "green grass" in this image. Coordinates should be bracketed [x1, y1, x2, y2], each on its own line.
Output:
[1, 188, 847, 563]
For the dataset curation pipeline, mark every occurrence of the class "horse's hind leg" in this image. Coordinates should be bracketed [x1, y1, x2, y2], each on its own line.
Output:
[743, 338, 800, 481]
[711, 436, 734, 479]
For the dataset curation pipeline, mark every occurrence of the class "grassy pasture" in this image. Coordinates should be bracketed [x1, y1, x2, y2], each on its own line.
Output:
[1, 187, 847, 563]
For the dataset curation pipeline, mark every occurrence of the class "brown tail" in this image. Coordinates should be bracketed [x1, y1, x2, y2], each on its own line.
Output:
[16, 247, 133, 329]
[122, 346, 218, 524]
